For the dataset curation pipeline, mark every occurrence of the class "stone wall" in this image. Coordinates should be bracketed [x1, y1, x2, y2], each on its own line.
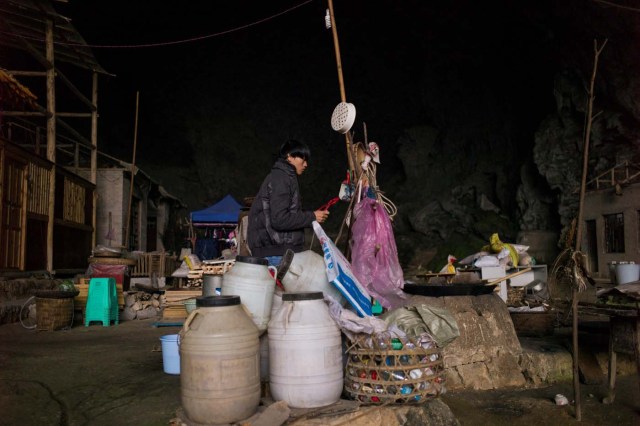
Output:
[407, 294, 527, 390]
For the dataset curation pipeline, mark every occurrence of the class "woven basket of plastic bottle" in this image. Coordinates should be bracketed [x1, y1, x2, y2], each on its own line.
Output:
[344, 336, 445, 405]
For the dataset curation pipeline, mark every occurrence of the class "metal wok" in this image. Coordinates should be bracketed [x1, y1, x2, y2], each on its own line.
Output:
[403, 283, 497, 297]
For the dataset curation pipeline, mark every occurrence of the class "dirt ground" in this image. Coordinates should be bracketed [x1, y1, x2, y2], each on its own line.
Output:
[442, 379, 639, 426]
[0, 318, 637, 426]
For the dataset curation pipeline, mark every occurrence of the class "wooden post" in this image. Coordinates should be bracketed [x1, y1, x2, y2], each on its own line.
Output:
[327, 0, 346, 103]
[125, 91, 140, 250]
[35, 126, 41, 155]
[571, 38, 607, 422]
[74, 142, 79, 172]
[45, 18, 56, 272]
[327, 0, 355, 174]
[91, 71, 99, 248]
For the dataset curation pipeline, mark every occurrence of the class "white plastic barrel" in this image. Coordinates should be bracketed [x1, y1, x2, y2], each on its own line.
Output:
[221, 256, 276, 333]
[280, 250, 345, 305]
[615, 262, 640, 285]
[179, 296, 260, 424]
[268, 291, 343, 408]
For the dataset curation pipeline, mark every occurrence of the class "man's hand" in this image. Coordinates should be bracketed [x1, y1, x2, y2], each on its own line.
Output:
[314, 210, 330, 223]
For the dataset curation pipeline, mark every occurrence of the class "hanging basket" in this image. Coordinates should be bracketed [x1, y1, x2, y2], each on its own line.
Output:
[344, 338, 445, 405]
[35, 297, 74, 331]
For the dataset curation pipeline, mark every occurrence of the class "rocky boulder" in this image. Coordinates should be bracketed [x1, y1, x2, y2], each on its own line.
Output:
[406, 294, 527, 390]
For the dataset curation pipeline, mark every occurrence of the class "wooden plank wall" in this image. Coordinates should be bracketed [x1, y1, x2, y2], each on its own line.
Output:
[27, 163, 50, 216]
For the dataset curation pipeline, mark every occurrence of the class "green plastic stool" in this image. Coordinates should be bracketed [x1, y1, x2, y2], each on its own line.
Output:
[84, 277, 119, 327]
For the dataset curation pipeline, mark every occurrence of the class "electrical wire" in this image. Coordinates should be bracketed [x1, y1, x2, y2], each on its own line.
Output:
[0, 0, 315, 50]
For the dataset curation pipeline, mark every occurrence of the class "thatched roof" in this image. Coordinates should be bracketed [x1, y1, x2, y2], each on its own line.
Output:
[0, 68, 38, 109]
[0, 0, 107, 73]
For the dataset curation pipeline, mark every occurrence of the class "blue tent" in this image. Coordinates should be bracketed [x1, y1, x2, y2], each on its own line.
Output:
[190, 194, 242, 224]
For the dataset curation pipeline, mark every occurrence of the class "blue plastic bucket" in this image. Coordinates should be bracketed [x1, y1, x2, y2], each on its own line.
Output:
[160, 334, 180, 375]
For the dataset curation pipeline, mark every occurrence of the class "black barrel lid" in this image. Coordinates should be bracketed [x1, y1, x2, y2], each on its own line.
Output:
[235, 255, 269, 266]
[282, 291, 324, 301]
[196, 295, 240, 307]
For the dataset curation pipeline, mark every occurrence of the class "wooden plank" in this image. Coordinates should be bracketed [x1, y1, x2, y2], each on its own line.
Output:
[287, 399, 360, 421]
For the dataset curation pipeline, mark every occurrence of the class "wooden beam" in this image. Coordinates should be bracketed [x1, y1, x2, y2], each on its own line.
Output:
[20, 161, 28, 270]
[56, 112, 93, 118]
[1, 111, 48, 117]
[6, 70, 48, 77]
[3, 111, 96, 118]
[56, 70, 96, 111]
[0, 15, 53, 70]
[55, 117, 92, 148]
[0, 16, 96, 111]
[45, 17, 55, 272]
[91, 72, 98, 248]
[74, 141, 80, 171]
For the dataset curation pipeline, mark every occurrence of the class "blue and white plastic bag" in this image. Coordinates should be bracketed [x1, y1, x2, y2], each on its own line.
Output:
[313, 221, 372, 317]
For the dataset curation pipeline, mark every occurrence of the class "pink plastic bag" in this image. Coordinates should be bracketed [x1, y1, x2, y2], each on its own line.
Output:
[351, 197, 406, 309]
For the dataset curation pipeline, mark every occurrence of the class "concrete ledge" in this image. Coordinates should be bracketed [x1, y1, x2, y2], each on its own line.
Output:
[518, 337, 573, 385]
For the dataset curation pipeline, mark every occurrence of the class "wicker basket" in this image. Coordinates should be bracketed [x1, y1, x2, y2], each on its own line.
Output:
[344, 339, 445, 405]
[36, 297, 74, 331]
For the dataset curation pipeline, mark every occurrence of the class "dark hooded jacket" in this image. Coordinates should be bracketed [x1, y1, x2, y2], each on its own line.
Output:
[247, 158, 315, 257]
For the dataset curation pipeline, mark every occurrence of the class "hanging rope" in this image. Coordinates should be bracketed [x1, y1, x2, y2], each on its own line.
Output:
[310, 139, 399, 252]
[347, 141, 398, 220]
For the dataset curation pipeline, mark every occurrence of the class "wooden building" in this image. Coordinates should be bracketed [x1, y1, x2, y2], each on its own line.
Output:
[75, 161, 185, 253]
[0, 0, 106, 273]
[582, 160, 640, 281]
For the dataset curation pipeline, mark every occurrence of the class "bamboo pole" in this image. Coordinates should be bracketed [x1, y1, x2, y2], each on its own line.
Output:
[327, 0, 355, 174]
[571, 38, 607, 422]
[485, 267, 532, 286]
[124, 91, 140, 250]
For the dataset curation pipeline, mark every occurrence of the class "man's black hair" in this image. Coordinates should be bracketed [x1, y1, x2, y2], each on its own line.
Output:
[279, 139, 311, 161]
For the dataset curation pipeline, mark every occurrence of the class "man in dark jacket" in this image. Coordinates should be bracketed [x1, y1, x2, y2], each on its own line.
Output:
[248, 139, 329, 266]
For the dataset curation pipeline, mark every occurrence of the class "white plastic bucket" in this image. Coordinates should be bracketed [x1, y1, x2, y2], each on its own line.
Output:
[268, 291, 343, 408]
[221, 256, 276, 333]
[160, 334, 180, 375]
[615, 263, 640, 285]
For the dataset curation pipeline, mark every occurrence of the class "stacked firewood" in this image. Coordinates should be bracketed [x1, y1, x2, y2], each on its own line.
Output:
[162, 289, 201, 319]
[121, 292, 165, 321]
